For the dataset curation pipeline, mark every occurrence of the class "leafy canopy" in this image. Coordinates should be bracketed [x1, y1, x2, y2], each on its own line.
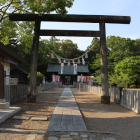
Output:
[109, 56, 140, 87]
[0, 0, 74, 44]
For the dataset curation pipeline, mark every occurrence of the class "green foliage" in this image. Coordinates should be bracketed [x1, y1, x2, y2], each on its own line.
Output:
[107, 36, 135, 74]
[109, 73, 130, 87]
[59, 39, 82, 59]
[0, 18, 17, 44]
[87, 37, 100, 74]
[87, 36, 140, 87]
[28, 72, 44, 86]
[90, 75, 101, 85]
[0, 0, 74, 45]
[25, 0, 74, 14]
[90, 53, 101, 74]
[109, 56, 140, 87]
[107, 36, 134, 61]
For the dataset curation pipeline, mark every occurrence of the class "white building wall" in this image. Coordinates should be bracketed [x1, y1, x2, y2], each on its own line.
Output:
[4, 62, 10, 77]
[4, 62, 10, 85]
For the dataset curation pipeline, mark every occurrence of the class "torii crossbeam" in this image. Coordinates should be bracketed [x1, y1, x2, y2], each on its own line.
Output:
[9, 14, 131, 104]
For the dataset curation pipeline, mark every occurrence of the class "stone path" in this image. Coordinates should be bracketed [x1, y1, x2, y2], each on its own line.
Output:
[0, 128, 119, 140]
[0, 107, 21, 124]
[46, 131, 117, 140]
[47, 88, 87, 131]
[0, 88, 118, 140]
[45, 88, 118, 139]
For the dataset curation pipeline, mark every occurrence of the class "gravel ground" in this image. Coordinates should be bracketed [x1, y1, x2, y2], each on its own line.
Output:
[0, 87, 140, 140]
[0, 88, 63, 140]
[71, 88, 140, 140]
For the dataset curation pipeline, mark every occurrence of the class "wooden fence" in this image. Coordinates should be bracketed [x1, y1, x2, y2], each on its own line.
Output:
[41, 82, 62, 90]
[84, 84, 140, 114]
[5, 84, 28, 103]
[5, 82, 62, 103]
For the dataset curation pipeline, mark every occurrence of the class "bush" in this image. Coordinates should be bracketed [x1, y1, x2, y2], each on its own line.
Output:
[27, 72, 44, 86]
[90, 75, 102, 86]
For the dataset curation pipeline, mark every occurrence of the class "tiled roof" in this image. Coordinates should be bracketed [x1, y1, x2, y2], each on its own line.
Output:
[77, 65, 89, 73]
[0, 43, 23, 63]
[47, 62, 89, 75]
[47, 63, 61, 73]
[16, 66, 28, 74]
[63, 65, 74, 75]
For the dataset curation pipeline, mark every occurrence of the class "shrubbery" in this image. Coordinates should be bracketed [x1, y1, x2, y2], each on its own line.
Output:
[28, 72, 44, 86]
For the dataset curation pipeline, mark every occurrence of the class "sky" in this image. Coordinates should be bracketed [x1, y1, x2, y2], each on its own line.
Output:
[40, 0, 140, 50]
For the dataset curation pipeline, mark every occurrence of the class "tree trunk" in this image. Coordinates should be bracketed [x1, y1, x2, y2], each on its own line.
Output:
[27, 20, 41, 103]
[100, 22, 110, 104]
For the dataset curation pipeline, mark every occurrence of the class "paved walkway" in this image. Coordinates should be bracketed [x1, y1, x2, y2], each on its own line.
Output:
[0, 107, 21, 124]
[0, 88, 119, 140]
[47, 88, 87, 131]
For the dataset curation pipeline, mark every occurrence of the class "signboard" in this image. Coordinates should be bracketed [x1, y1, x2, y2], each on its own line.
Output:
[5, 78, 18, 85]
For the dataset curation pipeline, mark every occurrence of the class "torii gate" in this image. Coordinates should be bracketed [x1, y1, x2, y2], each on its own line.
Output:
[9, 14, 131, 104]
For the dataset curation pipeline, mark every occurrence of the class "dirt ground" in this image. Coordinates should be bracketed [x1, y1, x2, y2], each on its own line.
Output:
[71, 88, 140, 140]
[0, 88, 63, 140]
[0, 87, 140, 140]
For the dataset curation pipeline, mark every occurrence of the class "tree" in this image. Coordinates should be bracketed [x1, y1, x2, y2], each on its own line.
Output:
[1, 0, 74, 44]
[107, 36, 135, 74]
[87, 37, 100, 75]
[87, 36, 140, 88]
[1, 0, 75, 102]
[109, 56, 140, 88]
[59, 39, 82, 59]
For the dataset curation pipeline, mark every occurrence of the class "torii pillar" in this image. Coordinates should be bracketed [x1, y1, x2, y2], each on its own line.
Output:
[100, 22, 110, 103]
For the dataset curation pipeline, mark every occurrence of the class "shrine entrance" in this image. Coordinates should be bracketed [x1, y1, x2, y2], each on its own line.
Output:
[9, 14, 131, 104]
[63, 76, 72, 85]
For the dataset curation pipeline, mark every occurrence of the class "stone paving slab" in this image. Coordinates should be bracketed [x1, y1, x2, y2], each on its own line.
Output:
[0, 127, 119, 140]
[47, 88, 87, 131]
[0, 107, 21, 124]
[39, 91, 62, 94]
[25, 133, 37, 140]
[45, 131, 118, 140]
[13, 115, 30, 120]
[30, 116, 48, 121]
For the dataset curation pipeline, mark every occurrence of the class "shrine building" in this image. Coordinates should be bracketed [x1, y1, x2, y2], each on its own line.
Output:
[47, 62, 89, 85]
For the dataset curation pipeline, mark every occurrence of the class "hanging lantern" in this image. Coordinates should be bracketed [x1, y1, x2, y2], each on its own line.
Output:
[51, 53, 55, 58]
[85, 52, 88, 58]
